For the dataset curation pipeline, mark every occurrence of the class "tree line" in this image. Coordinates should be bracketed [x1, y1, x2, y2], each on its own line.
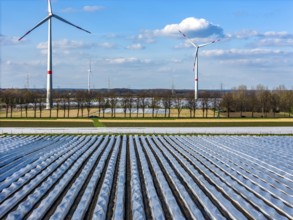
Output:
[0, 85, 292, 118]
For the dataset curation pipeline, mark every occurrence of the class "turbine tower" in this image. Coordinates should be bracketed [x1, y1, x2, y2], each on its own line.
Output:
[19, 0, 91, 109]
[179, 30, 219, 100]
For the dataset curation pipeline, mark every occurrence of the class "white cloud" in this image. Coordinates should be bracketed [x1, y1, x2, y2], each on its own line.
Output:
[83, 5, 104, 12]
[5, 59, 45, 67]
[102, 33, 122, 39]
[126, 43, 145, 50]
[263, 31, 292, 38]
[157, 66, 176, 73]
[171, 59, 182, 63]
[257, 32, 293, 47]
[37, 39, 90, 50]
[153, 17, 224, 38]
[201, 48, 287, 57]
[37, 39, 116, 57]
[105, 57, 151, 65]
[99, 42, 116, 48]
[232, 30, 293, 39]
[0, 35, 21, 46]
[200, 48, 293, 69]
[132, 33, 156, 44]
[232, 30, 259, 39]
[218, 58, 288, 69]
[134, 17, 223, 44]
[257, 38, 293, 47]
[229, 30, 293, 47]
[61, 5, 104, 13]
[60, 7, 77, 13]
[37, 39, 116, 51]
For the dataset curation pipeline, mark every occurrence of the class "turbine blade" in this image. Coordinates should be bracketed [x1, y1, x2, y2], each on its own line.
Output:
[198, 39, 220, 48]
[18, 15, 51, 41]
[48, 0, 52, 14]
[53, 14, 91, 34]
[178, 30, 198, 48]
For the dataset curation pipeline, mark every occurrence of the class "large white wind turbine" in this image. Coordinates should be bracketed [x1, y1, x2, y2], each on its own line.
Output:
[179, 30, 219, 100]
[19, 0, 91, 109]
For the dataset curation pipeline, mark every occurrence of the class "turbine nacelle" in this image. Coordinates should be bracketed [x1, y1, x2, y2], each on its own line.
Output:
[178, 30, 220, 48]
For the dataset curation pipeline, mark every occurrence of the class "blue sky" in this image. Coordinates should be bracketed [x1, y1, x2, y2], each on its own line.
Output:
[1, 0, 293, 90]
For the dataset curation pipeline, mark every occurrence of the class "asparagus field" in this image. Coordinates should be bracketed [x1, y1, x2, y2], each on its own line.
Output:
[0, 135, 292, 219]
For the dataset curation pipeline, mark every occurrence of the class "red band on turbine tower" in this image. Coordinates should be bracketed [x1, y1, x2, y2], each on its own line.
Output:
[48, 70, 52, 75]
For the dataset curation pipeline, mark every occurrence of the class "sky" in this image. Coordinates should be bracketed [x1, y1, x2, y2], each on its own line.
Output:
[1, 0, 293, 90]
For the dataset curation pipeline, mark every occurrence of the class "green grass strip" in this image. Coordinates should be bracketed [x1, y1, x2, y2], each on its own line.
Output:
[102, 122, 293, 127]
[0, 121, 94, 127]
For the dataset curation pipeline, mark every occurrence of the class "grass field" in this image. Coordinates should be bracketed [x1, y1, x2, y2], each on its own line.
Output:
[1, 107, 292, 128]
[1, 107, 290, 119]
[1, 118, 292, 128]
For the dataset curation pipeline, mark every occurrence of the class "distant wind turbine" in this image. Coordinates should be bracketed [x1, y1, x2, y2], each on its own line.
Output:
[179, 30, 219, 100]
[19, 0, 91, 109]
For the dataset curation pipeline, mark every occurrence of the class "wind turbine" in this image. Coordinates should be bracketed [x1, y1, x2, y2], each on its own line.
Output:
[179, 30, 219, 100]
[19, 0, 91, 109]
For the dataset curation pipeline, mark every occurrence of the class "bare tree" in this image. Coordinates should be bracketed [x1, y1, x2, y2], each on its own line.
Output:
[30, 92, 38, 118]
[247, 91, 258, 117]
[23, 90, 33, 118]
[55, 92, 62, 118]
[274, 85, 293, 117]
[135, 96, 140, 117]
[233, 85, 248, 117]
[270, 91, 280, 118]
[211, 97, 220, 118]
[0, 90, 2, 118]
[186, 92, 197, 118]
[38, 93, 45, 118]
[275, 85, 287, 117]
[121, 96, 128, 118]
[2, 90, 12, 118]
[150, 92, 159, 118]
[60, 94, 67, 118]
[220, 92, 234, 118]
[16, 91, 24, 118]
[256, 84, 271, 117]
[98, 97, 104, 117]
[76, 91, 84, 118]
[109, 92, 118, 117]
[96, 92, 103, 117]
[201, 91, 210, 118]
[100, 98, 108, 118]
[139, 91, 148, 118]
[127, 94, 134, 118]
[162, 90, 172, 118]
[85, 92, 93, 117]
[174, 94, 184, 118]
[0, 90, 4, 118]
[66, 93, 71, 118]
[285, 90, 293, 117]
